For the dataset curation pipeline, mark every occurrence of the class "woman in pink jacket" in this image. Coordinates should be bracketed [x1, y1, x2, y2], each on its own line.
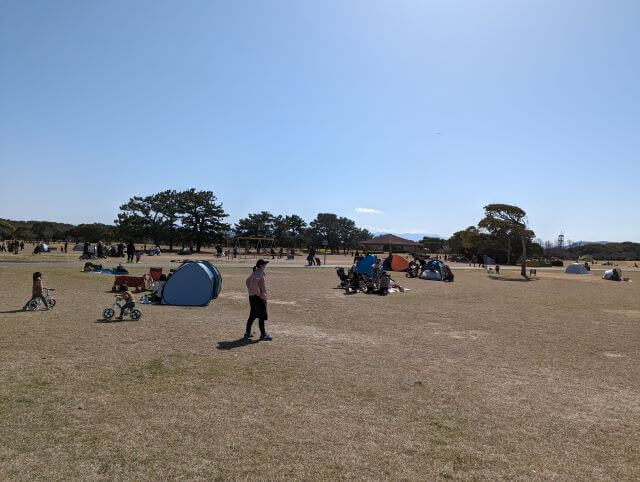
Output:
[244, 259, 272, 341]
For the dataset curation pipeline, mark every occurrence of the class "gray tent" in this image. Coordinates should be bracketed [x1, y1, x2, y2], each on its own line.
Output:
[565, 263, 589, 275]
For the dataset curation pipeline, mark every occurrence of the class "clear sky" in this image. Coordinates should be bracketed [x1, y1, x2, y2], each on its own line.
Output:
[1, 0, 638, 242]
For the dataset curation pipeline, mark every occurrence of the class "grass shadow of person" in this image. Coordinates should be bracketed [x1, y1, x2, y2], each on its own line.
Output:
[217, 338, 259, 350]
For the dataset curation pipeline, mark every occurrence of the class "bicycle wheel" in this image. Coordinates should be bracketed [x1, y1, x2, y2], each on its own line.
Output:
[102, 308, 115, 319]
[47, 298, 56, 308]
[27, 299, 38, 311]
[130, 309, 142, 320]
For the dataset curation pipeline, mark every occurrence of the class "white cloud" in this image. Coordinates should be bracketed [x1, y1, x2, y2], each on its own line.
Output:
[361, 226, 433, 235]
[356, 207, 384, 214]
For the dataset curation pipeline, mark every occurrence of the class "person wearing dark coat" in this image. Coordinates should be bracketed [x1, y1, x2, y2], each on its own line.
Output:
[126, 242, 135, 263]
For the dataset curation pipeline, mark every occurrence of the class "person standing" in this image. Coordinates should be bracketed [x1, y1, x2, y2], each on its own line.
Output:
[126, 241, 135, 263]
[244, 259, 272, 341]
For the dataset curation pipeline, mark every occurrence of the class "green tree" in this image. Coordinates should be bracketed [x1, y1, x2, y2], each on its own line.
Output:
[447, 227, 491, 258]
[0, 220, 16, 239]
[272, 214, 307, 247]
[336, 217, 357, 253]
[479, 204, 532, 277]
[309, 213, 341, 252]
[419, 236, 446, 253]
[116, 196, 163, 244]
[235, 211, 276, 238]
[14, 226, 34, 240]
[177, 189, 229, 252]
[30, 221, 63, 241]
[69, 223, 117, 242]
[152, 190, 180, 250]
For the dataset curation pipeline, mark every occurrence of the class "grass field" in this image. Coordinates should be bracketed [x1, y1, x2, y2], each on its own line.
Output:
[1, 255, 639, 479]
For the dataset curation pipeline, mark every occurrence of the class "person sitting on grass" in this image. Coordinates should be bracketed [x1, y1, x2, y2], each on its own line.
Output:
[151, 274, 167, 303]
[377, 271, 390, 296]
[23, 271, 49, 310]
[346, 265, 361, 294]
[117, 285, 135, 320]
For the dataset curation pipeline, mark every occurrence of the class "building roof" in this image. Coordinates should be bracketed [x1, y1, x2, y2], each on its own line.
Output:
[359, 234, 421, 247]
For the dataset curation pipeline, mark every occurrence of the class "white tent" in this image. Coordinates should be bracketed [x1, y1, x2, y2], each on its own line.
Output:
[565, 263, 589, 275]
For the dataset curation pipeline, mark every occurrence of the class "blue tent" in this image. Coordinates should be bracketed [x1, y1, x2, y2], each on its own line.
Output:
[198, 260, 223, 298]
[356, 255, 377, 276]
[162, 261, 222, 306]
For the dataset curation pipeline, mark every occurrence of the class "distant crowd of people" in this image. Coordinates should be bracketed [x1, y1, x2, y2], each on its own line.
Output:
[216, 244, 295, 261]
[0, 240, 24, 253]
[79, 241, 148, 263]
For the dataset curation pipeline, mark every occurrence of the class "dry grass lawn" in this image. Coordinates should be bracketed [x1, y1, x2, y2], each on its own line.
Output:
[1, 256, 639, 479]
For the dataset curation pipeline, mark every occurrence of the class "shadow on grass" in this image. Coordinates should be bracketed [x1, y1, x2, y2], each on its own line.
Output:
[95, 318, 138, 323]
[488, 275, 536, 282]
[217, 338, 259, 350]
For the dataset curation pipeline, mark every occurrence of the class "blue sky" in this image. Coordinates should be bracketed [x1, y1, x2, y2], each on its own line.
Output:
[1, 0, 639, 242]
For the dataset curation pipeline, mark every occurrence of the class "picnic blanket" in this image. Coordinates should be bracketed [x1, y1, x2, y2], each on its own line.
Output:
[81, 269, 119, 275]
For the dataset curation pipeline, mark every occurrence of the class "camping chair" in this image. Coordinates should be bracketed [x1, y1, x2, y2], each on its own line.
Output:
[149, 268, 162, 281]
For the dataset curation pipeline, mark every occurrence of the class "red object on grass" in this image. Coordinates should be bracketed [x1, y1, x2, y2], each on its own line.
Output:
[113, 276, 147, 292]
[149, 268, 162, 281]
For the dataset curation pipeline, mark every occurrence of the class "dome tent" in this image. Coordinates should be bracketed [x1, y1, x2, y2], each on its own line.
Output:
[419, 259, 454, 282]
[162, 261, 222, 306]
[565, 263, 589, 275]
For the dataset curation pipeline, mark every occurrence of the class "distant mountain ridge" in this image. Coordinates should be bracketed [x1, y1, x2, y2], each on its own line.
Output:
[372, 232, 442, 242]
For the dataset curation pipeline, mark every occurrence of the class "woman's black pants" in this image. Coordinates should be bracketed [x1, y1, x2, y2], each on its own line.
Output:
[246, 295, 267, 336]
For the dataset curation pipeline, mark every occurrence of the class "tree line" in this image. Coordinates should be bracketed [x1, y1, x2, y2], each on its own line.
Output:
[234, 211, 372, 253]
[1, 189, 372, 253]
[419, 204, 541, 276]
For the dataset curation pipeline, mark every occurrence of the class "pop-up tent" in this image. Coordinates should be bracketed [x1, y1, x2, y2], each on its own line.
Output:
[565, 263, 589, 275]
[162, 261, 222, 306]
[198, 260, 223, 298]
[382, 254, 410, 272]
